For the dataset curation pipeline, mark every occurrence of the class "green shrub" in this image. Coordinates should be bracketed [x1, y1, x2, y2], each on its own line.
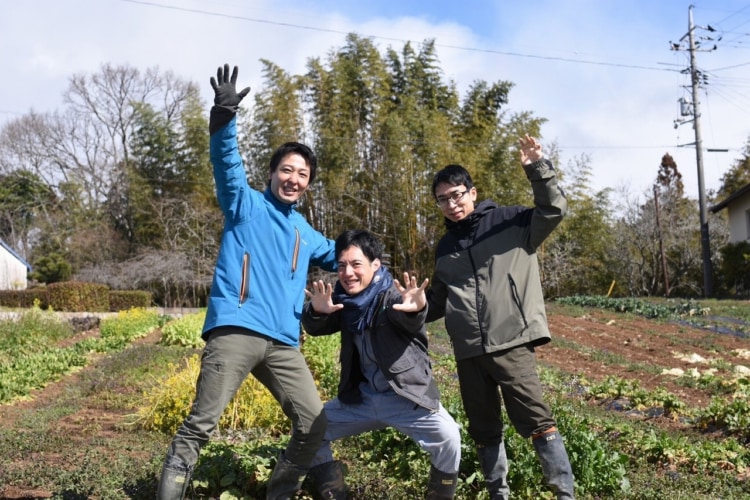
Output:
[108, 290, 153, 311]
[30, 252, 72, 284]
[47, 281, 109, 312]
[718, 241, 750, 296]
[0, 288, 48, 309]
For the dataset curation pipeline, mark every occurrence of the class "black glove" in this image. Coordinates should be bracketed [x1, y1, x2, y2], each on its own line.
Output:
[209, 64, 250, 135]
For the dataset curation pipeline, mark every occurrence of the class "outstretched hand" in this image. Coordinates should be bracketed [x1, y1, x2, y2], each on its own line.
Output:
[393, 272, 428, 312]
[210, 64, 251, 107]
[304, 280, 344, 315]
[519, 134, 544, 165]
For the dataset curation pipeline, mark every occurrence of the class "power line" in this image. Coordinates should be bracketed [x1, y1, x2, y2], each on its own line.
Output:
[119, 0, 679, 74]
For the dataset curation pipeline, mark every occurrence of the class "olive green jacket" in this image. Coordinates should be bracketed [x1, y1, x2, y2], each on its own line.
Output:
[426, 159, 567, 361]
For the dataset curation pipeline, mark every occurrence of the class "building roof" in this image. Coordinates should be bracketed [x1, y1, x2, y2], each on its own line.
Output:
[710, 182, 750, 213]
[0, 239, 32, 270]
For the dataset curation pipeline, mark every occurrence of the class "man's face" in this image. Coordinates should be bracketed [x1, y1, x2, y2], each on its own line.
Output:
[269, 153, 311, 204]
[434, 182, 477, 222]
[337, 245, 381, 296]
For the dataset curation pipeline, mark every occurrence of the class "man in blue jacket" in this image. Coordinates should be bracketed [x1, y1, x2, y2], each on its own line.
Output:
[157, 65, 337, 500]
[302, 229, 461, 499]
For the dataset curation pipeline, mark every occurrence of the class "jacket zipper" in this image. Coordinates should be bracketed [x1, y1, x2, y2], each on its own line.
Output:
[468, 249, 490, 349]
[508, 273, 529, 327]
[238, 252, 250, 307]
[291, 228, 300, 274]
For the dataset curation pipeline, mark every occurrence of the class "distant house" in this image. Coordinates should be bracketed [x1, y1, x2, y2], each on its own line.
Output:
[711, 182, 750, 244]
[0, 240, 31, 290]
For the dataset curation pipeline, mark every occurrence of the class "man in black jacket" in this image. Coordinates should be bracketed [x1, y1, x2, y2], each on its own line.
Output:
[426, 135, 575, 499]
[302, 229, 461, 499]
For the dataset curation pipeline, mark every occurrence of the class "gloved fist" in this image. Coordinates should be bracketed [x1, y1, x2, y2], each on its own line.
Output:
[210, 64, 250, 107]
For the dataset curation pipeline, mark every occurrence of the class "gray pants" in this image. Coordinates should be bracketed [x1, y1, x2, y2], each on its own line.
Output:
[310, 387, 461, 474]
[164, 327, 327, 469]
[457, 344, 556, 443]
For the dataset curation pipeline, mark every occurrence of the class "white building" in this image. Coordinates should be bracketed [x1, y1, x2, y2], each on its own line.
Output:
[0, 240, 31, 290]
[711, 182, 750, 244]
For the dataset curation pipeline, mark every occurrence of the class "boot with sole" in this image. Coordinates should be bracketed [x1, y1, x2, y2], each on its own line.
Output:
[476, 442, 510, 500]
[266, 451, 309, 500]
[425, 464, 458, 499]
[308, 460, 349, 499]
[532, 429, 575, 499]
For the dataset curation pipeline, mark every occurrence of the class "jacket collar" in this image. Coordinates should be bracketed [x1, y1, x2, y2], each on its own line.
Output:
[264, 187, 297, 215]
[445, 199, 497, 236]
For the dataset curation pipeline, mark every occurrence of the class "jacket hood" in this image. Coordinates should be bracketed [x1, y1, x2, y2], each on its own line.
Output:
[445, 199, 497, 236]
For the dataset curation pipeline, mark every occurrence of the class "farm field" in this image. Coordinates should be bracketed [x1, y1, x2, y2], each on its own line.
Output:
[0, 299, 749, 499]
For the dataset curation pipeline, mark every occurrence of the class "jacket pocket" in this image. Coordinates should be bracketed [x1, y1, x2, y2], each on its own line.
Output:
[291, 228, 300, 274]
[508, 273, 529, 328]
[239, 252, 251, 307]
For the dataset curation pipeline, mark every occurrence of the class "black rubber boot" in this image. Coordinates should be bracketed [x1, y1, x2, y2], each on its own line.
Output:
[533, 430, 575, 499]
[266, 452, 309, 500]
[156, 457, 191, 500]
[476, 442, 510, 500]
[308, 460, 349, 499]
[425, 464, 458, 499]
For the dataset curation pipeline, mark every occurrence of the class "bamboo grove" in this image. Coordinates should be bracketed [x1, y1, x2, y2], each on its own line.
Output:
[0, 34, 745, 305]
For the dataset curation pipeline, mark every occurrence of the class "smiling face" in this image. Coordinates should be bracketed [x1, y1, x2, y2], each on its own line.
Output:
[337, 245, 381, 296]
[434, 182, 477, 222]
[269, 153, 311, 204]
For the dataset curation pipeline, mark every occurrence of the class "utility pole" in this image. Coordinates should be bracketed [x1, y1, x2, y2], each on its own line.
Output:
[676, 5, 713, 297]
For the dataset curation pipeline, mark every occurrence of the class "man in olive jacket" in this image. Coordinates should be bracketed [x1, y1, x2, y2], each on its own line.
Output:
[303, 229, 461, 499]
[426, 135, 575, 500]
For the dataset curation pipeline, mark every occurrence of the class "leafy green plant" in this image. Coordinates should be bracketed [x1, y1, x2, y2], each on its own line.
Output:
[555, 296, 708, 320]
[160, 310, 206, 348]
[696, 396, 750, 441]
[99, 307, 163, 349]
[301, 333, 342, 399]
[0, 306, 166, 404]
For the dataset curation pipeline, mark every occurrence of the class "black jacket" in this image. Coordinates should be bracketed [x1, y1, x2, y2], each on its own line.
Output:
[302, 285, 441, 411]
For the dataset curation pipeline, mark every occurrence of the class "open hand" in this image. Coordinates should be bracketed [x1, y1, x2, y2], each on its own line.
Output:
[304, 280, 343, 315]
[519, 134, 543, 165]
[210, 64, 251, 107]
[393, 272, 428, 312]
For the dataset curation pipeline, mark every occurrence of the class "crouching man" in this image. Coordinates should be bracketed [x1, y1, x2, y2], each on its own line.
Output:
[302, 229, 461, 499]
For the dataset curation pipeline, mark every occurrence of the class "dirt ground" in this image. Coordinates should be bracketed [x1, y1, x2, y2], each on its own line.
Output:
[1, 308, 749, 498]
[539, 306, 750, 418]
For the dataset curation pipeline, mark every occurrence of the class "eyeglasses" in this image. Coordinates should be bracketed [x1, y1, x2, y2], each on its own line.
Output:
[435, 190, 468, 207]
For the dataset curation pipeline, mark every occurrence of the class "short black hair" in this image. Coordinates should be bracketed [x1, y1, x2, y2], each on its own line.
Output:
[269, 142, 318, 183]
[335, 230, 384, 262]
[431, 164, 474, 198]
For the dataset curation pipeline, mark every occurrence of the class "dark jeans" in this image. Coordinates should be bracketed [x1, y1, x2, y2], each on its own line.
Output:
[164, 327, 327, 468]
[457, 344, 556, 444]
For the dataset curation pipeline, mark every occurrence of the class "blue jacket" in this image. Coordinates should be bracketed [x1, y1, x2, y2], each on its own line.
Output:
[203, 117, 337, 347]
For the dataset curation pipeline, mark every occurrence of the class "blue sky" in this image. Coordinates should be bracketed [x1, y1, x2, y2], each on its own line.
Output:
[2, 0, 749, 201]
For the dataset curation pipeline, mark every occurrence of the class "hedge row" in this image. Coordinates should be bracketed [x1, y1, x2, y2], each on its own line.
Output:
[0, 282, 152, 312]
